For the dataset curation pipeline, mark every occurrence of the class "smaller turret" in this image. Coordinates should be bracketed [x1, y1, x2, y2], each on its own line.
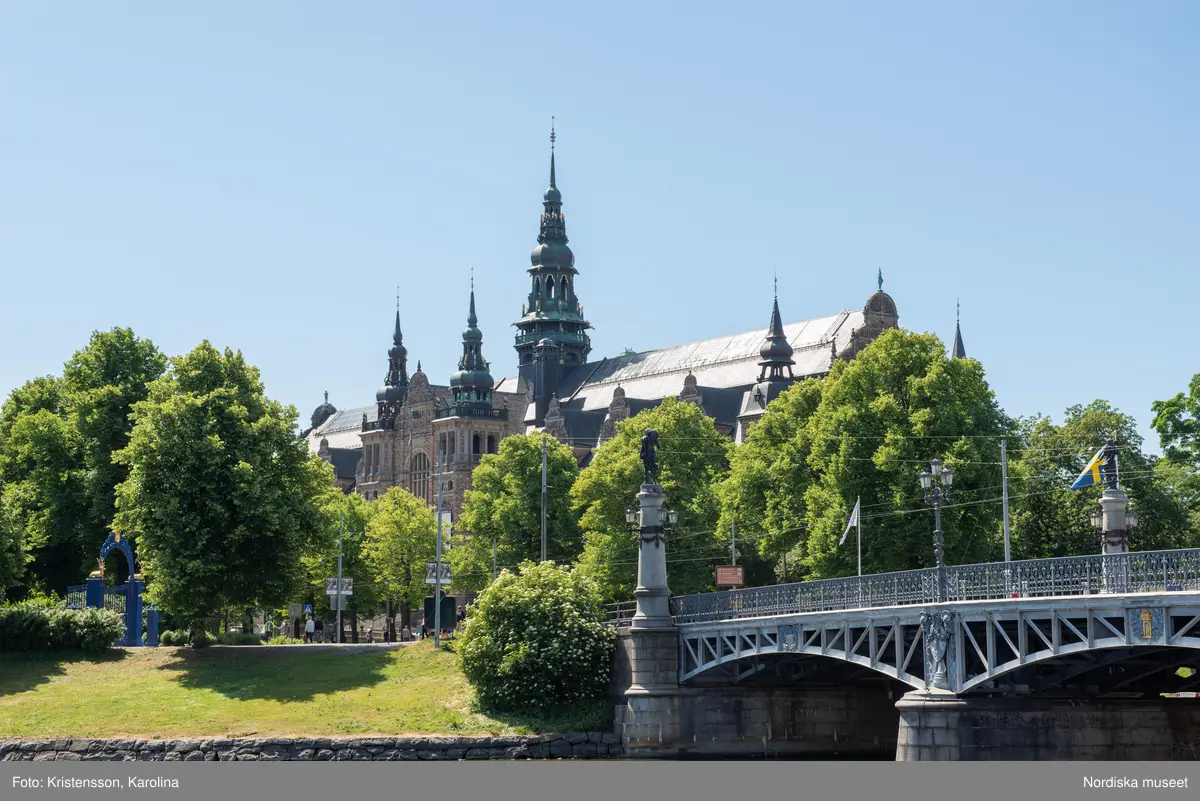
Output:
[449, 276, 495, 408]
[757, 282, 795, 382]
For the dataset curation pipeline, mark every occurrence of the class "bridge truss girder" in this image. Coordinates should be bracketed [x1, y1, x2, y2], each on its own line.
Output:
[678, 594, 1200, 696]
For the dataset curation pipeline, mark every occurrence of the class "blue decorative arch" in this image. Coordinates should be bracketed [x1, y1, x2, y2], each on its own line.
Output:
[99, 532, 135, 576]
[83, 532, 154, 647]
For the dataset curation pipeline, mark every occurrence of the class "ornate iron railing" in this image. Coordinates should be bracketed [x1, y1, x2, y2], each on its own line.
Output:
[434, 405, 508, 421]
[65, 584, 86, 610]
[671, 548, 1200, 624]
[103, 584, 128, 615]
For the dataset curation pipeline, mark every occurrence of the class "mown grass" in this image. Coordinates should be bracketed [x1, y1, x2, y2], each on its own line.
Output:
[0, 641, 611, 739]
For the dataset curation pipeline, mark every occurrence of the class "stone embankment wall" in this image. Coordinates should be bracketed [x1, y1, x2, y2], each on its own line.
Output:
[896, 693, 1200, 761]
[0, 734, 622, 762]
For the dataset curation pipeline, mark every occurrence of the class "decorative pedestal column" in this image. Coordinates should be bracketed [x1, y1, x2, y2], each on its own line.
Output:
[620, 481, 683, 755]
[1100, 486, 1130, 556]
[85, 576, 105, 610]
[631, 483, 672, 630]
[1099, 487, 1131, 593]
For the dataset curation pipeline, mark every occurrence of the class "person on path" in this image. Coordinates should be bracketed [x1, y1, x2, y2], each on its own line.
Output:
[304, 615, 315, 644]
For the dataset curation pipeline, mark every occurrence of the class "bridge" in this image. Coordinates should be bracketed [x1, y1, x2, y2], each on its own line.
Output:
[608, 547, 1200, 760]
[670, 548, 1200, 694]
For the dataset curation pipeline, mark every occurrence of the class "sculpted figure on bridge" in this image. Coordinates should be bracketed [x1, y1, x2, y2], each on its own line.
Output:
[640, 429, 659, 486]
[1100, 438, 1119, 490]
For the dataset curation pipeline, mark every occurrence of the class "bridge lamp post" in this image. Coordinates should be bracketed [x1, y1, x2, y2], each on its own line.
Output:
[920, 458, 953, 601]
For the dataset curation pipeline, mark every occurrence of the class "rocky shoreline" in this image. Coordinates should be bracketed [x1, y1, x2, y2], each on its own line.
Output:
[0, 733, 623, 762]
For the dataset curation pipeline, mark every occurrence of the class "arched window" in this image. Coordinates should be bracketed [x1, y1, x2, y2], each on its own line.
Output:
[487, 435, 497, 454]
[548, 280, 556, 300]
[534, 278, 541, 298]
[410, 452, 431, 502]
[561, 277, 568, 301]
[472, 434, 481, 456]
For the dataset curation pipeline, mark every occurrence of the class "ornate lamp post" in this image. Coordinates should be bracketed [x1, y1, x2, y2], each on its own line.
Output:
[627, 504, 678, 546]
[920, 458, 954, 601]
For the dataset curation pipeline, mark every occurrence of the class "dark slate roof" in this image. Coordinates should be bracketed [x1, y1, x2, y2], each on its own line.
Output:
[953, 322, 966, 359]
[548, 310, 860, 422]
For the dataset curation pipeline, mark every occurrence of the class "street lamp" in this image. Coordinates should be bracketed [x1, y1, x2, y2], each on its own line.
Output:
[625, 505, 639, 533]
[666, 508, 680, 535]
[921, 458, 953, 600]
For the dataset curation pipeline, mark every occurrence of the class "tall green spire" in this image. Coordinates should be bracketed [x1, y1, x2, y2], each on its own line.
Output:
[451, 273, 493, 407]
[514, 122, 593, 379]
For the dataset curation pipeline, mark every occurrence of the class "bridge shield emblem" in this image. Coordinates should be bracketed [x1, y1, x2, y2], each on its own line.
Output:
[778, 625, 798, 652]
[1126, 607, 1165, 645]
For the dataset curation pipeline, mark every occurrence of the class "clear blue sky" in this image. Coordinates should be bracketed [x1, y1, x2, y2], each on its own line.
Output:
[2, 3, 1196, 450]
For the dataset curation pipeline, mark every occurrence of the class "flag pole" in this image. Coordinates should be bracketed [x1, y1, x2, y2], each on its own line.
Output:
[857, 505, 862, 577]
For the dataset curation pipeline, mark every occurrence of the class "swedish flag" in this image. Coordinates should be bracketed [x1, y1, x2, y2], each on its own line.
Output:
[1070, 446, 1108, 491]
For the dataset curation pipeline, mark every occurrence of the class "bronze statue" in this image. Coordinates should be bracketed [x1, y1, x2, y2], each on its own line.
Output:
[1099, 438, 1119, 490]
[640, 429, 659, 485]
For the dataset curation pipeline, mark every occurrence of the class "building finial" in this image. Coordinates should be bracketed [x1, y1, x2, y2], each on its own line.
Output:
[956, 297, 960, 324]
[773, 272, 778, 299]
[877, 268, 884, 293]
[549, 117, 557, 188]
[324, 390, 329, 404]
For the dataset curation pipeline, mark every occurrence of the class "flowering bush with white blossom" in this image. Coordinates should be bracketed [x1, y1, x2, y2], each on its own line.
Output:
[457, 560, 616, 714]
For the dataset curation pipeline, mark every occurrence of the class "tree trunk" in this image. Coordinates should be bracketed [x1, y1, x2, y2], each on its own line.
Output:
[350, 606, 359, 643]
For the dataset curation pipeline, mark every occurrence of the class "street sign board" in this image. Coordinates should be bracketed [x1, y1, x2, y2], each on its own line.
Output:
[329, 595, 346, 611]
[288, 603, 302, 618]
[325, 577, 353, 595]
[425, 562, 452, 585]
[716, 565, 744, 587]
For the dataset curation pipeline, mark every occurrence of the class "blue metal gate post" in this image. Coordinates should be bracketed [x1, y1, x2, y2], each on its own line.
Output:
[128, 579, 145, 647]
[85, 576, 105, 609]
[146, 605, 159, 647]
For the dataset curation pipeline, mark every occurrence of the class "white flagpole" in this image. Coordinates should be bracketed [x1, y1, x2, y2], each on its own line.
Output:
[857, 499, 862, 577]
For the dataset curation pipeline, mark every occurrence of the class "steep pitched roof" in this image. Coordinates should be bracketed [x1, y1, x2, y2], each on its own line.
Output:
[549, 309, 863, 416]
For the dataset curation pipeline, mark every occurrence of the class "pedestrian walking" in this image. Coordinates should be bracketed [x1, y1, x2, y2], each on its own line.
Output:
[304, 615, 315, 644]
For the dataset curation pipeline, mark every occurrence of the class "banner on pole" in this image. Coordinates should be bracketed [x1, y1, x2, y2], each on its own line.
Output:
[425, 563, 452, 585]
[325, 577, 353, 595]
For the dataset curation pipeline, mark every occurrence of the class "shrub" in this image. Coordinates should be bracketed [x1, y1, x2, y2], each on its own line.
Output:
[159, 629, 189, 646]
[0, 603, 124, 653]
[267, 635, 302, 645]
[457, 561, 616, 714]
[214, 631, 260, 646]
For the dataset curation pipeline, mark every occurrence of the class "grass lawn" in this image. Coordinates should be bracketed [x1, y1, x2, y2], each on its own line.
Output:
[0, 642, 610, 739]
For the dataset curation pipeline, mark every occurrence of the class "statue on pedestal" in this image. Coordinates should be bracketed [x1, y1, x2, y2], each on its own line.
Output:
[640, 429, 659, 486]
[1100, 438, 1120, 490]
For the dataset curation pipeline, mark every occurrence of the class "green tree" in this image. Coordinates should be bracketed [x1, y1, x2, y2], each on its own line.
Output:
[450, 433, 581, 592]
[721, 329, 1010, 581]
[0, 407, 87, 595]
[1009, 401, 1195, 559]
[574, 397, 731, 601]
[457, 561, 615, 714]
[61, 328, 167, 554]
[301, 489, 377, 642]
[0, 330, 166, 596]
[113, 342, 332, 642]
[1152, 373, 1200, 528]
[362, 487, 436, 635]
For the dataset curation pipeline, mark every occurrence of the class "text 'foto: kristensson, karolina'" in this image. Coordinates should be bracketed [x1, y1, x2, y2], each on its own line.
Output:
[1084, 776, 1189, 789]
[13, 777, 180, 790]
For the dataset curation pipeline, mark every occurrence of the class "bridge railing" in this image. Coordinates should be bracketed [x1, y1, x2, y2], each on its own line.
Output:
[603, 600, 637, 627]
[945, 548, 1200, 601]
[672, 547, 1200, 624]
